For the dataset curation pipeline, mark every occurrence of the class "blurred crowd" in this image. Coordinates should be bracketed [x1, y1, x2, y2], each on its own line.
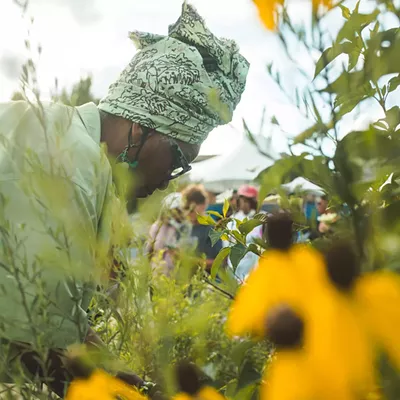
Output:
[145, 184, 334, 282]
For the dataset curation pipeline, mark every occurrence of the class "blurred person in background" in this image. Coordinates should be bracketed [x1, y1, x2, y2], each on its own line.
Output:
[0, 3, 249, 398]
[182, 185, 223, 273]
[146, 193, 191, 276]
[303, 193, 318, 224]
[225, 185, 263, 281]
[229, 189, 239, 215]
[206, 190, 224, 222]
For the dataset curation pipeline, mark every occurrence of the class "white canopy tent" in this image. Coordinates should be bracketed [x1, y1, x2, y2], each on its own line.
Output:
[282, 177, 324, 194]
[189, 134, 274, 193]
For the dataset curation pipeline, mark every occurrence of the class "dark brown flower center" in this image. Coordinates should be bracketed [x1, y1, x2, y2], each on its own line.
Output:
[176, 361, 202, 395]
[265, 305, 304, 349]
[324, 242, 360, 291]
[267, 213, 293, 250]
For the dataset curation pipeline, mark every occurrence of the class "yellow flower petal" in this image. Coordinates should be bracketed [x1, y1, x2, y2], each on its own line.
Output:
[312, 0, 333, 13]
[253, 0, 284, 30]
[261, 351, 316, 400]
[227, 250, 299, 337]
[66, 370, 147, 400]
[197, 386, 226, 399]
[355, 272, 400, 370]
[171, 394, 192, 400]
[306, 290, 376, 400]
[227, 245, 327, 338]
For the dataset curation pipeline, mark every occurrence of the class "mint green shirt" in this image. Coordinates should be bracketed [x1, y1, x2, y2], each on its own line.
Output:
[0, 101, 114, 349]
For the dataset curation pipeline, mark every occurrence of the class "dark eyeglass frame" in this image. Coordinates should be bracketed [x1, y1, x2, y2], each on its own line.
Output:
[166, 136, 192, 180]
[117, 125, 192, 181]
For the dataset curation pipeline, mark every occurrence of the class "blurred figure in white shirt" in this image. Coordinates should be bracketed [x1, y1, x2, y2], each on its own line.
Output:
[225, 185, 263, 281]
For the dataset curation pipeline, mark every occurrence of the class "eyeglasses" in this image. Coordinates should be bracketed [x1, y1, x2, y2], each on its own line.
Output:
[118, 125, 192, 180]
[166, 137, 192, 180]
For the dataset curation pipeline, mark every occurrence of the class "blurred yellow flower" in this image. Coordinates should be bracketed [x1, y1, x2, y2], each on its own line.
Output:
[227, 244, 327, 337]
[173, 386, 226, 400]
[66, 370, 147, 400]
[253, 0, 333, 30]
[253, 0, 284, 30]
[227, 216, 384, 400]
[355, 272, 400, 369]
[325, 243, 400, 373]
[312, 0, 333, 13]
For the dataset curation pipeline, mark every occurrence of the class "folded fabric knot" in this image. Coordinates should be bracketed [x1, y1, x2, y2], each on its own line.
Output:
[98, 2, 249, 145]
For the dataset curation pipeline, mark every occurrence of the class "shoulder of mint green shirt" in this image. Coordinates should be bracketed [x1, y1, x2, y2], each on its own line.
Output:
[0, 101, 117, 349]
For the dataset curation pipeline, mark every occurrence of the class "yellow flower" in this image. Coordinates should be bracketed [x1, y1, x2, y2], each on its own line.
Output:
[326, 242, 400, 372]
[227, 214, 328, 338]
[252, 0, 284, 30]
[227, 215, 379, 400]
[312, 0, 333, 13]
[253, 0, 334, 30]
[66, 370, 147, 400]
[173, 386, 226, 400]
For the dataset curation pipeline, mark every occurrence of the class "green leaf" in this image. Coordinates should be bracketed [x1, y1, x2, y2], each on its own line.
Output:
[388, 75, 400, 93]
[231, 340, 254, 366]
[320, 69, 366, 95]
[206, 210, 223, 218]
[314, 42, 353, 79]
[229, 244, 248, 271]
[209, 229, 223, 247]
[348, 36, 363, 71]
[237, 359, 262, 390]
[238, 219, 263, 236]
[223, 198, 230, 218]
[253, 238, 269, 250]
[293, 120, 334, 144]
[364, 28, 400, 82]
[271, 115, 279, 125]
[336, 9, 379, 43]
[370, 21, 380, 38]
[247, 243, 262, 256]
[339, 4, 351, 19]
[384, 106, 400, 131]
[233, 384, 258, 400]
[211, 247, 230, 279]
[334, 81, 375, 118]
[197, 214, 215, 225]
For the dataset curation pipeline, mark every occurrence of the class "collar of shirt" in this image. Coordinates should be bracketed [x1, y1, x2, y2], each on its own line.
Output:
[75, 102, 101, 144]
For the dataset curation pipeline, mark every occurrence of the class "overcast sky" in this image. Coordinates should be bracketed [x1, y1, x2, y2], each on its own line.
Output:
[0, 0, 392, 157]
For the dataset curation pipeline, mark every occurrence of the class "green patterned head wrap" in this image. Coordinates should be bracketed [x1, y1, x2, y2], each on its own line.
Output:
[98, 2, 249, 145]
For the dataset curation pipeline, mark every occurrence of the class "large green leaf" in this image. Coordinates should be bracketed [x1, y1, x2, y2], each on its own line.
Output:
[320, 69, 366, 95]
[211, 247, 230, 279]
[237, 360, 262, 391]
[388, 74, 400, 93]
[364, 28, 400, 81]
[336, 6, 379, 43]
[229, 244, 248, 271]
[231, 340, 255, 366]
[239, 219, 263, 236]
[334, 81, 375, 118]
[314, 42, 353, 79]
[333, 128, 400, 201]
[209, 229, 223, 247]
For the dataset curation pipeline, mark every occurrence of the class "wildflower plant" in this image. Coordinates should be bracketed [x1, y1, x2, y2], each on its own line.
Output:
[3, 0, 400, 399]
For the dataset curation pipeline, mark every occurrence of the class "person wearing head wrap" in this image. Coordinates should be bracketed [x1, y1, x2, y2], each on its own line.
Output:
[0, 2, 248, 398]
[99, 1, 249, 198]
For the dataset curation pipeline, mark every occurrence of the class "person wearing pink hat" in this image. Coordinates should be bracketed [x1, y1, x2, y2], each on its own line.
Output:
[236, 185, 259, 219]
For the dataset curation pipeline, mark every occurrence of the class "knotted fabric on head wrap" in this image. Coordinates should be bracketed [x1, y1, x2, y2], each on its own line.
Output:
[98, 2, 249, 145]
